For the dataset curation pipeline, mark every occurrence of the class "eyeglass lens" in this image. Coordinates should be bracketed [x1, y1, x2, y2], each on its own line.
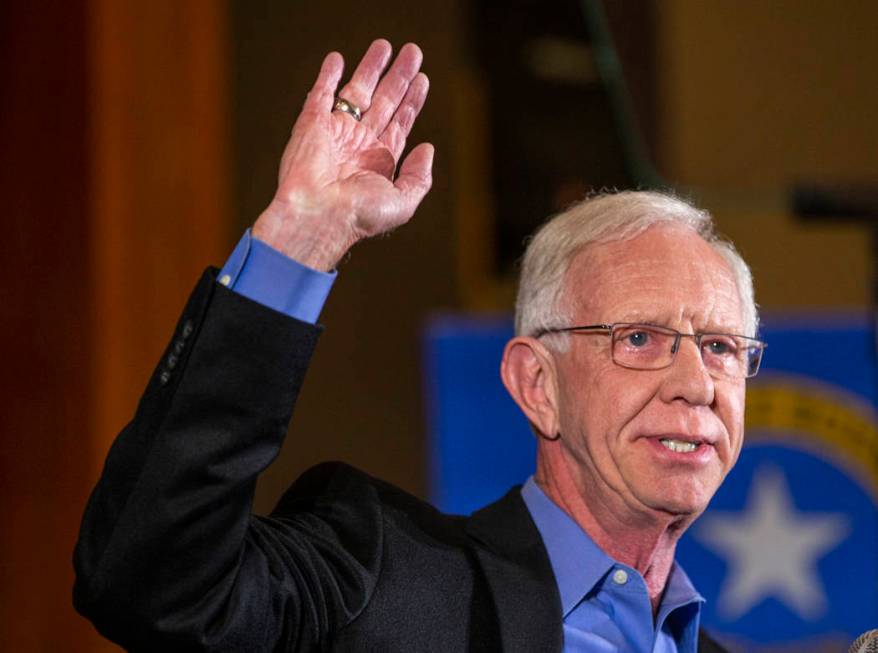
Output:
[610, 324, 762, 378]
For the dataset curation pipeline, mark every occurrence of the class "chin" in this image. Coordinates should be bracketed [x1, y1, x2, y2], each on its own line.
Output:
[641, 483, 716, 520]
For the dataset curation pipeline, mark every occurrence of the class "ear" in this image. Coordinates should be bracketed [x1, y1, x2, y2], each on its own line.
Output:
[500, 336, 560, 439]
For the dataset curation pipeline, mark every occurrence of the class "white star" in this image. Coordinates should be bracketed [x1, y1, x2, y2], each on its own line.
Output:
[694, 465, 850, 621]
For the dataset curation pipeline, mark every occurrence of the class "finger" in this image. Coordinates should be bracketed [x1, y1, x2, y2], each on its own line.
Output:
[302, 52, 344, 114]
[335, 39, 392, 113]
[380, 73, 429, 161]
[362, 42, 424, 133]
[393, 142, 434, 216]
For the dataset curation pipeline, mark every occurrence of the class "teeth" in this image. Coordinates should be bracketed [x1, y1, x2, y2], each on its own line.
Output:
[660, 438, 699, 453]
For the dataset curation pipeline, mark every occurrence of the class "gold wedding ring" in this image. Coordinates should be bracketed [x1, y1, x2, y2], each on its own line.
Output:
[333, 97, 362, 121]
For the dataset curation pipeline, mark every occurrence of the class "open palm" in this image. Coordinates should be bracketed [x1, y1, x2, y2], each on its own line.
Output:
[253, 41, 433, 270]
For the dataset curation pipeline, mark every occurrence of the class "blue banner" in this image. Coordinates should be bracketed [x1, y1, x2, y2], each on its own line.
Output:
[677, 315, 877, 651]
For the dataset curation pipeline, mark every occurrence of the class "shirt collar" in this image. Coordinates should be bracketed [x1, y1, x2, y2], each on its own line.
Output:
[520, 476, 704, 618]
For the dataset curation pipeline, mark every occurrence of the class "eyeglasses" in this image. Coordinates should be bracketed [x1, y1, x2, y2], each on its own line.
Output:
[534, 323, 766, 379]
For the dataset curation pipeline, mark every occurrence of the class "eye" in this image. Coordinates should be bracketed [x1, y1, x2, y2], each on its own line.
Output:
[627, 330, 650, 347]
[703, 336, 738, 356]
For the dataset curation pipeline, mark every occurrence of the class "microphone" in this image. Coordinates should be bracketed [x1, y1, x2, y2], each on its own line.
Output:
[849, 630, 878, 653]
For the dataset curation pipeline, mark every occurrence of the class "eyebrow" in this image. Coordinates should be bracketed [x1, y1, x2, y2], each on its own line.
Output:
[616, 317, 742, 334]
[613, 313, 670, 326]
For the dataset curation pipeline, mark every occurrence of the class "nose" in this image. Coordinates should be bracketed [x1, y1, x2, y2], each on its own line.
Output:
[659, 336, 715, 406]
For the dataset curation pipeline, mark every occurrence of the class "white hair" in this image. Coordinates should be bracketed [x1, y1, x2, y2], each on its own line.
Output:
[514, 190, 758, 348]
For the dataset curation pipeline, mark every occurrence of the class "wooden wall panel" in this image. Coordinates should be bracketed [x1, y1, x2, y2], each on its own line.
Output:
[656, 0, 875, 311]
[0, 1, 230, 650]
[0, 1, 103, 649]
[89, 0, 231, 469]
[0, 1, 108, 651]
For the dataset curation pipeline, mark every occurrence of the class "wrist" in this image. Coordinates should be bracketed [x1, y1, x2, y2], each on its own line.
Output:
[252, 199, 358, 271]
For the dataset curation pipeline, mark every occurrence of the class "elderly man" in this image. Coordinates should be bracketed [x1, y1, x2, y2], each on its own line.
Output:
[75, 41, 762, 652]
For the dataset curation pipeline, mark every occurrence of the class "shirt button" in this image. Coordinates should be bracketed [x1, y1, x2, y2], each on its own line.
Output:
[219, 274, 232, 287]
[612, 569, 628, 585]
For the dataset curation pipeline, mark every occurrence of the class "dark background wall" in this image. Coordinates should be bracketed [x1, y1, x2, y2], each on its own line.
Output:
[1, 1, 94, 648]
[1, 1, 875, 650]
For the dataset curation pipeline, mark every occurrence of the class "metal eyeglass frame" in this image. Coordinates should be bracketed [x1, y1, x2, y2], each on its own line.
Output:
[533, 322, 767, 379]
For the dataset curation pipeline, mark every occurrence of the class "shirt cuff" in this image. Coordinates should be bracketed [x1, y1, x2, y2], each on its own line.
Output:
[217, 229, 337, 324]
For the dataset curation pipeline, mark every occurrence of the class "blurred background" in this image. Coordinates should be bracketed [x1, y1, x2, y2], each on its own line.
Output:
[1, 0, 875, 651]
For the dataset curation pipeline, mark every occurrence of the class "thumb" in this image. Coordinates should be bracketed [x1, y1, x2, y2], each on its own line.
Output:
[394, 143, 434, 217]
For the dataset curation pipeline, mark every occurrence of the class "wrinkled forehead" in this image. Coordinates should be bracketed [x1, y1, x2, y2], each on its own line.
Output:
[563, 225, 745, 331]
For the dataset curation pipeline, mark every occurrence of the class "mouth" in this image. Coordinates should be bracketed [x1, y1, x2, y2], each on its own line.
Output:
[640, 431, 718, 464]
[658, 438, 702, 454]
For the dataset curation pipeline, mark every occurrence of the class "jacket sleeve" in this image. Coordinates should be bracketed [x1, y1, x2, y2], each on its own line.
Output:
[73, 269, 381, 652]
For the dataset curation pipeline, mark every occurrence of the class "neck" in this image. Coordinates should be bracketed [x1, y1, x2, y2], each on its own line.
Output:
[535, 443, 694, 614]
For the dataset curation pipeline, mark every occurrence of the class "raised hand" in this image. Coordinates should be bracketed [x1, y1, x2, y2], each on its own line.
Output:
[252, 40, 434, 271]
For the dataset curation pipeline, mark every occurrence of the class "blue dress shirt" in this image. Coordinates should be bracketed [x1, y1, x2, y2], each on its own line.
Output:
[219, 233, 705, 651]
[218, 229, 336, 323]
[521, 478, 704, 653]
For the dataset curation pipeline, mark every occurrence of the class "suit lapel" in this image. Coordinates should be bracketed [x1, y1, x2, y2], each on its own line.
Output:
[465, 487, 563, 653]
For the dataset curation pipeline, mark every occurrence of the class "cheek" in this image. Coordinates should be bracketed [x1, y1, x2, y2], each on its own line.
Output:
[555, 357, 661, 452]
[591, 373, 660, 447]
[556, 366, 615, 445]
[720, 385, 747, 459]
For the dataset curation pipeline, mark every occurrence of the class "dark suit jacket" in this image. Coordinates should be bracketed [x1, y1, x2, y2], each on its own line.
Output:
[74, 270, 727, 652]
